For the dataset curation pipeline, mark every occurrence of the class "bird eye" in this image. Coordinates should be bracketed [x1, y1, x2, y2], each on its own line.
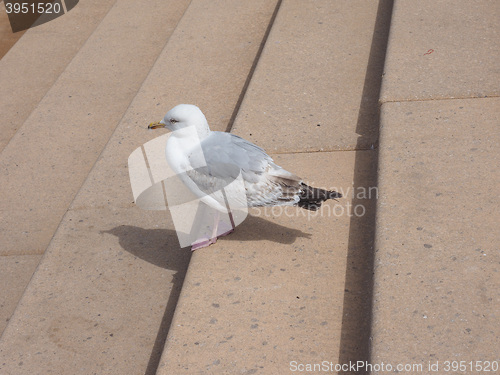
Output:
[170, 118, 178, 124]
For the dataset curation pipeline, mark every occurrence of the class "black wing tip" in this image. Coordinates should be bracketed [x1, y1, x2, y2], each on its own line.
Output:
[329, 191, 342, 199]
[297, 184, 342, 211]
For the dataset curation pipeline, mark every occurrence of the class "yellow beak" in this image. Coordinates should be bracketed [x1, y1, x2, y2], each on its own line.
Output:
[148, 121, 165, 130]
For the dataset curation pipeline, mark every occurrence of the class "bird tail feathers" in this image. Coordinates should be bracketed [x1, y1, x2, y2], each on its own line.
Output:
[298, 183, 342, 211]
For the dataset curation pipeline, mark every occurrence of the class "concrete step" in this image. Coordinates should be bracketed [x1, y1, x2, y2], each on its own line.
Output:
[0, 0, 119, 152]
[231, 0, 383, 153]
[371, 0, 500, 370]
[155, 0, 390, 373]
[373, 98, 499, 370]
[0, 0, 191, 337]
[0, 0, 123, 335]
[0, 0, 282, 373]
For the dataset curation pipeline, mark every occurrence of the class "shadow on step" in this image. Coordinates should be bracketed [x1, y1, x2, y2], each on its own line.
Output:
[338, 0, 393, 372]
[106, 217, 310, 266]
[102, 225, 191, 375]
[105, 214, 310, 374]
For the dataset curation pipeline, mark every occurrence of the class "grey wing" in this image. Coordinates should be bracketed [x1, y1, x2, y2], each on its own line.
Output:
[204, 132, 272, 181]
[187, 132, 304, 207]
[186, 132, 269, 182]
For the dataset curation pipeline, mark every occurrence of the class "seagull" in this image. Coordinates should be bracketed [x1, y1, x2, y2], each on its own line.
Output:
[148, 104, 341, 250]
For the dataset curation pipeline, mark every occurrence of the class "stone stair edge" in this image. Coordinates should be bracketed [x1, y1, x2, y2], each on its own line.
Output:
[0, 0, 121, 153]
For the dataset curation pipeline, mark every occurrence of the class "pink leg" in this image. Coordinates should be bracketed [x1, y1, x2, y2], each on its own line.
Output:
[190, 210, 236, 251]
[191, 237, 217, 251]
[218, 210, 235, 237]
[191, 212, 220, 251]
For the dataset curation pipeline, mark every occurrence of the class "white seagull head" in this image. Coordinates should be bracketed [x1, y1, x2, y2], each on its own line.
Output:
[149, 104, 210, 138]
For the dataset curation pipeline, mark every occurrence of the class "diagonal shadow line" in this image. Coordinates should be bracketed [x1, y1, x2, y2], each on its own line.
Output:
[101, 224, 191, 375]
[225, 0, 283, 133]
[338, 0, 394, 372]
[144, 252, 191, 375]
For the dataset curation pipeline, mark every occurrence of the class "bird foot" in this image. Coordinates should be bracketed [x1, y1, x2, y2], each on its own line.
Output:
[191, 237, 217, 251]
